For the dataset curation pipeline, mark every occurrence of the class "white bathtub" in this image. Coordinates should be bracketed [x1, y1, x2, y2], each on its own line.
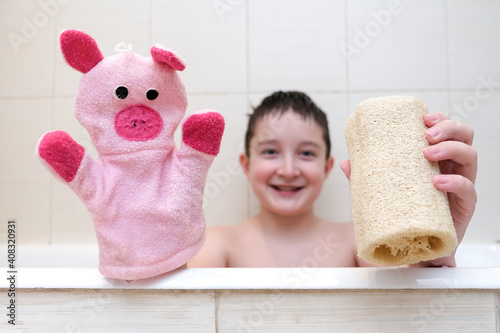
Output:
[455, 241, 500, 267]
[14, 241, 500, 268]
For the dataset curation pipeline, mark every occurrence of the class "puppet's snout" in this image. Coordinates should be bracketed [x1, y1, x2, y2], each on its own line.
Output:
[115, 104, 163, 141]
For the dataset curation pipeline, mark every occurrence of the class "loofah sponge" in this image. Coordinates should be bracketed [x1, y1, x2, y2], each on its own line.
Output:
[345, 96, 458, 266]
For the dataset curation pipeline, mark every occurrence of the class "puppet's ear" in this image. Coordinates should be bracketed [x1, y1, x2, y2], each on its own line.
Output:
[151, 45, 185, 71]
[60, 29, 104, 74]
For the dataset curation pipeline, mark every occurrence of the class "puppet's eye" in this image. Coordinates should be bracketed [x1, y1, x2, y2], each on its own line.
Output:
[115, 86, 129, 99]
[146, 88, 159, 101]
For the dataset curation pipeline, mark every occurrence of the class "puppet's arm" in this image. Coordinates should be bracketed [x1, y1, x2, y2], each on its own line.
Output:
[181, 111, 225, 157]
[37, 131, 100, 203]
[37, 131, 85, 183]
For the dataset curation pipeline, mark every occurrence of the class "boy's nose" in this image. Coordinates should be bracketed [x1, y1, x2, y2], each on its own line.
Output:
[277, 156, 300, 178]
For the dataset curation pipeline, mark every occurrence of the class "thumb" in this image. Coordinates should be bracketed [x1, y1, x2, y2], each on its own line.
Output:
[340, 160, 351, 182]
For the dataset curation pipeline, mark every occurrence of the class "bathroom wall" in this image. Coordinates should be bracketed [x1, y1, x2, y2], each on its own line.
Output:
[0, 0, 499, 245]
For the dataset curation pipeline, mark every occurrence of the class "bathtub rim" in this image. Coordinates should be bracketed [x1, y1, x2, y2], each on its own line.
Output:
[3, 267, 499, 290]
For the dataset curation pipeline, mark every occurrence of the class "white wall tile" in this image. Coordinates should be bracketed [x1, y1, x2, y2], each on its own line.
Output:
[347, 0, 448, 91]
[152, 0, 247, 94]
[447, 0, 500, 89]
[248, 0, 346, 93]
[0, 1, 56, 98]
[0, 99, 52, 245]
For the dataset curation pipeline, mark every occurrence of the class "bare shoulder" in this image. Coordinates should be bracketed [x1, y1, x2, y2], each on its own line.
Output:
[188, 223, 246, 267]
[206, 224, 236, 241]
[188, 225, 231, 267]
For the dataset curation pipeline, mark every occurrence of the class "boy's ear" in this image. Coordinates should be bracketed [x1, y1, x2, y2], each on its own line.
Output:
[239, 153, 250, 176]
[324, 156, 334, 177]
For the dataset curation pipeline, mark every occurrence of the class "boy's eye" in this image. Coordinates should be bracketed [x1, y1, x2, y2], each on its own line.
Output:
[301, 150, 315, 157]
[262, 149, 277, 155]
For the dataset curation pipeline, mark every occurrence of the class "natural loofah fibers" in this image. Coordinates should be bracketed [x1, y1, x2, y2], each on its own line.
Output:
[345, 96, 458, 266]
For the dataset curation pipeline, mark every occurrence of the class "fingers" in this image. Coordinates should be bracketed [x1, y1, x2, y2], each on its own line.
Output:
[424, 141, 477, 167]
[424, 113, 474, 145]
[433, 174, 476, 202]
[424, 141, 477, 184]
[423, 112, 448, 126]
[423, 112, 477, 185]
[433, 174, 477, 242]
[340, 160, 351, 181]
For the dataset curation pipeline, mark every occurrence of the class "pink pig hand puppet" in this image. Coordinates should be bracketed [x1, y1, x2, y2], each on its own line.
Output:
[37, 29, 225, 280]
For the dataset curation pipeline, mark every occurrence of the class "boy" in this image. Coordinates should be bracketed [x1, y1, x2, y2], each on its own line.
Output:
[189, 91, 477, 268]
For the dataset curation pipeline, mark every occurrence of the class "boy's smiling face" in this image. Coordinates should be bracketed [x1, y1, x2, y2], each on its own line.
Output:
[240, 110, 334, 217]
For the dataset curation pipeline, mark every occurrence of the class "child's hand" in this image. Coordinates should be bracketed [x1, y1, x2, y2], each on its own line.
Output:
[341, 112, 477, 266]
[422, 113, 477, 244]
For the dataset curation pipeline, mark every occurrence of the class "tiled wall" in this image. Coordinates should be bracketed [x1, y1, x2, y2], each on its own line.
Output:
[1, 0, 499, 245]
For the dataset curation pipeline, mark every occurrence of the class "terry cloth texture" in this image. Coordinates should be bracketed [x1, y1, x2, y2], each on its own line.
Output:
[345, 96, 457, 266]
[37, 29, 225, 280]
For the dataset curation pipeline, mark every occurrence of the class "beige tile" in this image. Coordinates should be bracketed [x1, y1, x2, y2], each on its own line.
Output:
[0, 1, 56, 98]
[0, 99, 52, 244]
[347, 0, 448, 91]
[152, 0, 247, 94]
[248, 0, 346, 93]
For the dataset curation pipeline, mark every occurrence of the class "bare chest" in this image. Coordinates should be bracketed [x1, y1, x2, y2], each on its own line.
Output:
[227, 231, 357, 268]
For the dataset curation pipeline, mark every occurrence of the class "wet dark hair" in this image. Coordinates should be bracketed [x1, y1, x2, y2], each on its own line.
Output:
[244, 91, 331, 159]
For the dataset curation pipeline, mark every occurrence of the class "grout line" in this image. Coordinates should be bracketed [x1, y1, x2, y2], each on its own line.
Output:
[214, 291, 220, 333]
[0, 87, 479, 103]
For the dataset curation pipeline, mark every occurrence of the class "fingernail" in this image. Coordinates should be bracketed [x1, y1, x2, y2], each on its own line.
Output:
[426, 113, 439, 122]
[433, 175, 449, 185]
[426, 145, 440, 155]
[426, 126, 441, 139]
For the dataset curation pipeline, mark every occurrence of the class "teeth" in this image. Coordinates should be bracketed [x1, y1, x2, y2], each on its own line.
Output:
[274, 186, 301, 192]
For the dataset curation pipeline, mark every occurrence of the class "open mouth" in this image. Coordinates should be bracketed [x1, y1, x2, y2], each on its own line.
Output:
[270, 185, 304, 192]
